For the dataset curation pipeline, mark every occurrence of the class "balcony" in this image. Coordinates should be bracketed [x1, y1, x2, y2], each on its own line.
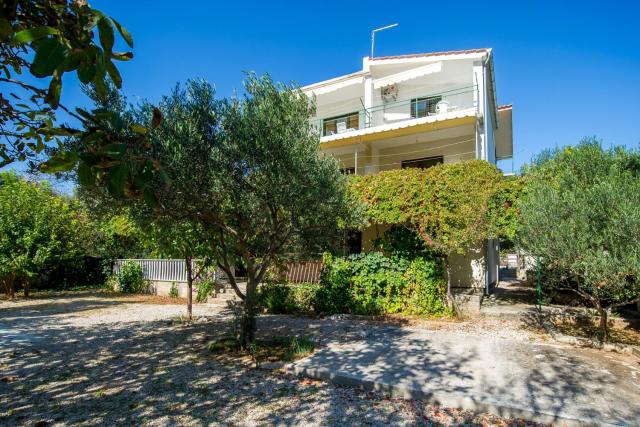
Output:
[311, 85, 477, 142]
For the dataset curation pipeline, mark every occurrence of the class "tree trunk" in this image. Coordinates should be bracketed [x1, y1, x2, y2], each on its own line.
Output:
[8, 274, 15, 299]
[185, 257, 193, 320]
[597, 306, 609, 343]
[23, 278, 30, 299]
[444, 258, 456, 313]
[239, 276, 258, 349]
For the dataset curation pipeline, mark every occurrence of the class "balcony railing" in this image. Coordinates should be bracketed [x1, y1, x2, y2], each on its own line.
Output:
[312, 85, 477, 137]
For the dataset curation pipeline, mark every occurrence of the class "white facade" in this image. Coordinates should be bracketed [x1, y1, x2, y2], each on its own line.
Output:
[302, 49, 513, 292]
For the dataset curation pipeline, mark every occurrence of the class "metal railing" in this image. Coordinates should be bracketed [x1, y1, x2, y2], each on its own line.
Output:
[312, 85, 477, 137]
[113, 259, 222, 283]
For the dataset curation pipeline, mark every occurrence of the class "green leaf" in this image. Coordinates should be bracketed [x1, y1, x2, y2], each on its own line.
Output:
[12, 27, 59, 43]
[45, 75, 62, 108]
[102, 143, 127, 158]
[110, 17, 134, 48]
[30, 38, 68, 77]
[77, 62, 96, 84]
[107, 163, 129, 197]
[105, 60, 122, 88]
[94, 74, 107, 99]
[77, 163, 96, 188]
[130, 124, 148, 134]
[0, 18, 12, 40]
[39, 151, 79, 173]
[62, 50, 84, 71]
[97, 16, 114, 53]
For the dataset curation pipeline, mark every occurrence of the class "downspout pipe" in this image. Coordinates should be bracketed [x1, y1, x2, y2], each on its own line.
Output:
[483, 53, 491, 296]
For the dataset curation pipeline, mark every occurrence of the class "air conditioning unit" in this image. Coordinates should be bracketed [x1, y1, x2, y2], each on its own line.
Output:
[381, 84, 398, 103]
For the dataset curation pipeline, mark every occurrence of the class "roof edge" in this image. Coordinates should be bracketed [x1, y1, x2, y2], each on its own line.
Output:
[370, 48, 491, 61]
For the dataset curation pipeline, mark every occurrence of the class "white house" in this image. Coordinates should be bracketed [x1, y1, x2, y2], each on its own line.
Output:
[302, 48, 513, 295]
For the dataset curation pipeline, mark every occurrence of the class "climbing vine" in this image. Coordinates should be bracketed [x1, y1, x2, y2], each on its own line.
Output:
[349, 160, 521, 255]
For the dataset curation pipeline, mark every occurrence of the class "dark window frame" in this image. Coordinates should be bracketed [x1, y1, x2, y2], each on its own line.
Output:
[322, 112, 359, 136]
[410, 96, 443, 119]
[401, 155, 444, 170]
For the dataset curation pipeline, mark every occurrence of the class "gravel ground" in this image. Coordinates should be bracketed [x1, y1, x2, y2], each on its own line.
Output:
[0, 292, 545, 426]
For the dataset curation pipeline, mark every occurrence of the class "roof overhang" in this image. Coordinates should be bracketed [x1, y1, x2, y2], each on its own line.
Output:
[368, 49, 490, 67]
[372, 62, 442, 89]
[302, 72, 365, 97]
[320, 109, 476, 149]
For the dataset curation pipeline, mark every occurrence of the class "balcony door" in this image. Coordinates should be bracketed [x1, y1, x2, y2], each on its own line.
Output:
[410, 96, 442, 118]
[323, 112, 359, 136]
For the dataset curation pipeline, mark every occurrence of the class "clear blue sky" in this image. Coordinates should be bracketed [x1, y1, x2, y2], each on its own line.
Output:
[38, 0, 640, 171]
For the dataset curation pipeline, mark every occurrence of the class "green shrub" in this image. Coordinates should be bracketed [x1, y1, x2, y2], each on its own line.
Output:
[169, 282, 179, 298]
[315, 253, 354, 314]
[283, 336, 315, 361]
[117, 261, 146, 294]
[373, 224, 432, 258]
[258, 282, 320, 314]
[318, 252, 447, 317]
[196, 279, 214, 303]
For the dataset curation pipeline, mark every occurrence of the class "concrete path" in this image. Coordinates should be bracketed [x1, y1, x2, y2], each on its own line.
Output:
[288, 325, 640, 426]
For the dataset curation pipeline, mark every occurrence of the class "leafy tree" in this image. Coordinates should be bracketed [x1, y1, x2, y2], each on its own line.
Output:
[82, 76, 351, 346]
[350, 161, 519, 297]
[1, 1, 162, 198]
[0, 171, 90, 297]
[208, 75, 351, 346]
[517, 139, 640, 341]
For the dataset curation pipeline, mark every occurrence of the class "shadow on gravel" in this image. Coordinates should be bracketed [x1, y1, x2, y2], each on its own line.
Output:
[0, 311, 327, 425]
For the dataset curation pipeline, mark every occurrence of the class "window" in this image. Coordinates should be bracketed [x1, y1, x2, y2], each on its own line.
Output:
[401, 156, 443, 170]
[410, 96, 442, 118]
[322, 112, 359, 136]
[340, 167, 356, 175]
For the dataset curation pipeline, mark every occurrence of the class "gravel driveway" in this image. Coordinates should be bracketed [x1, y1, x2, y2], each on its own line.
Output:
[1, 292, 551, 426]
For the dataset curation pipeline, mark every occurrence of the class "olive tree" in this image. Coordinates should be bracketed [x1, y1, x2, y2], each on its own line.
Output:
[208, 75, 351, 346]
[517, 139, 640, 341]
[81, 76, 351, 345]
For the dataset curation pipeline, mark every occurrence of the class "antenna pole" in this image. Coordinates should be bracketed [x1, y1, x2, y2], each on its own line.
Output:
[370, 23, 398, 58]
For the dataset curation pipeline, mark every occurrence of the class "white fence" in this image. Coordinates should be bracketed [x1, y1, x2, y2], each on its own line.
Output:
[113, 259, 218, 283]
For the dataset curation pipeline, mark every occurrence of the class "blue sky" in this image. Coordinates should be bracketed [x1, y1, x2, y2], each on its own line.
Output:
[13, 0, 640, 173]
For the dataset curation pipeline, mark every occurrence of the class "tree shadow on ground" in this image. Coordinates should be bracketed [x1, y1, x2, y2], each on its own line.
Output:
[2, 296, 638, 426]
[0, 302, 472, 426]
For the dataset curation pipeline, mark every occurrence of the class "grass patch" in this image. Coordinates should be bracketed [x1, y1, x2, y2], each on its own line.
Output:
[206, 336, 315, 362]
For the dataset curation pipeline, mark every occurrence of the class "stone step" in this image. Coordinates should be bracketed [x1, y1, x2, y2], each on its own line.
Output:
[217, 285, 246, 293]
[213, 292, 241, 301]
[205, 298, 236, 306]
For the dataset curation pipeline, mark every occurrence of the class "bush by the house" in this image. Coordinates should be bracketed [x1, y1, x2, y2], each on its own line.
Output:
[196, 279, 215, 303]
[115, 261, 147, 294]
[318, 252, 448, 316]
[258, 282, 320, 314]
[169, 282, 179, 298]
